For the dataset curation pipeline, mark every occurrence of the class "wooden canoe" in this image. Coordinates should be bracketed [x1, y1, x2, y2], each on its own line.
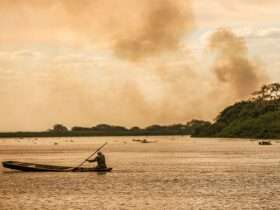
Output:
[2, 161, 112, 172]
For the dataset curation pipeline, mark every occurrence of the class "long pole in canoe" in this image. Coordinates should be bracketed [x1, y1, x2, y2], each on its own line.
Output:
[73, 142, 108, 170]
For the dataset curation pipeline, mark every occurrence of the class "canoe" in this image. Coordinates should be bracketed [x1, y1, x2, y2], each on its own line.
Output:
[2, 161, 112, 172]
[258, 140, 272, 145]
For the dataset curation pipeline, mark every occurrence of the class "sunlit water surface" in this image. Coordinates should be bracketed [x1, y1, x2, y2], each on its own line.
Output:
[0, 136, 280, 210]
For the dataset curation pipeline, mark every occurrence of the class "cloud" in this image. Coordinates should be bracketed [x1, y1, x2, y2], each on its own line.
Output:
[193, 0, 280, 27]
[250, 28, 280, 39]
[13, 50, 39, 58]
[225, 27, 280, 40]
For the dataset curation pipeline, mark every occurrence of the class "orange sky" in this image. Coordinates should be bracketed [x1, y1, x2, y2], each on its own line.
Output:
[0, 0, 279, 131]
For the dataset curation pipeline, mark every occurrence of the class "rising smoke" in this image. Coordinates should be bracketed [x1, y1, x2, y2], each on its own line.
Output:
[208, 28, 266, 98]
[1, 0, 194, 58]
[112, 0, 194, 61]
[60, 0, 194, 61]
[0, 1, 270, 130]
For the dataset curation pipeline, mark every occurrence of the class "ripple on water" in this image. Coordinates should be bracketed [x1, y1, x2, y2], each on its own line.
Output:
[1, 137, 280, 209]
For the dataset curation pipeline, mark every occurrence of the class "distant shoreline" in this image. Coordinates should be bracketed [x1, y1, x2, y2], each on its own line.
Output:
[0, 131, 278, 140]
[0, 131, 191, 139]
[2, 84, 280, 140]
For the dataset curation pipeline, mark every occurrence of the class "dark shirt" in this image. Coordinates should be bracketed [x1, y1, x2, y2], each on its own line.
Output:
[89, 154, 107, 169]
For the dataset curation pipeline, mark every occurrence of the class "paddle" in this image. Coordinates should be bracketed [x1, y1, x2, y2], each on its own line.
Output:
[69, 142, 108, 171]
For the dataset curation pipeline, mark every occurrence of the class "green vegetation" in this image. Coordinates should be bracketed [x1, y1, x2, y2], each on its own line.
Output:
[0, 83, 279, 139]
[192, 83, 280, 139]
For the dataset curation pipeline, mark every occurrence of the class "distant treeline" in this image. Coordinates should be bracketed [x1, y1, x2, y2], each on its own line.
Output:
[0, 83, 279, 139]
[0, 120, 209, 138]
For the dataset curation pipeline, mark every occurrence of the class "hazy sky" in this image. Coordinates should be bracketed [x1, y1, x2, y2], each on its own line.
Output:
[0, 0, 279, 131]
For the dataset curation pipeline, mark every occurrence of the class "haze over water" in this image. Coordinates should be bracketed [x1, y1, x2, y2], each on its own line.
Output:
[0, 1, 279, 131]
[1, 136, 280, 210]
[1, 1, 280, 209]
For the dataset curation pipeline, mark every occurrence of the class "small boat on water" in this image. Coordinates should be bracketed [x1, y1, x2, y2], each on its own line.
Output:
[258, 140, 272, 145]
[132, 139, 155, 143]
[2, 161, 112, 172]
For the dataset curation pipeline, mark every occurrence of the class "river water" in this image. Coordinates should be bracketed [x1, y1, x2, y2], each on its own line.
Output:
[0, 136, 280, 210]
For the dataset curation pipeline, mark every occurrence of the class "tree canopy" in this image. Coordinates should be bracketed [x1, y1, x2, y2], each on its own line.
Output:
[192, 83, 280, 139]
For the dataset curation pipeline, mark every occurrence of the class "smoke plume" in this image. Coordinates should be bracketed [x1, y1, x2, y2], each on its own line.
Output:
[61, 0, 194, 61]
[1, 0, 194, 60]
[112, 0, 194, 61]
[208, 28, 266, 98]
[0, 1, 271, 131]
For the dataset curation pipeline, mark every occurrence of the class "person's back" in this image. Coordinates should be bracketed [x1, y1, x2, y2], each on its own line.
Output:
[95, 152, 107, 169]
[87, 152, 107, 169]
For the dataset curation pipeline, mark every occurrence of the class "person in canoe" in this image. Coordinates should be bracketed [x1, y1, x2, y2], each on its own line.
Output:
[87, 151, 107, 169]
